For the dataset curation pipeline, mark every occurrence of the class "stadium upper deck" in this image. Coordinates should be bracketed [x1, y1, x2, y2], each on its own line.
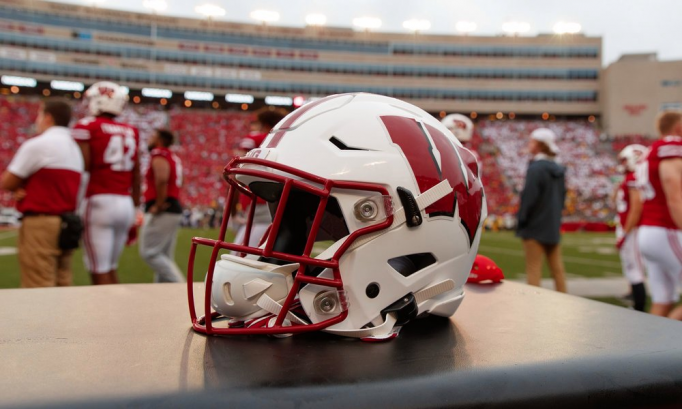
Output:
[0, 0, 601, 115]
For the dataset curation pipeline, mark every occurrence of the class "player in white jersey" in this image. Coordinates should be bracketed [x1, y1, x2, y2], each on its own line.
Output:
[615, 145, 647, 311]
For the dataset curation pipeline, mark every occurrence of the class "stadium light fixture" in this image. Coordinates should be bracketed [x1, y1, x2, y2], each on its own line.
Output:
[141, 87, 173, 98]
[553, 21, 582, 35]
[353, 16, 382, 31]
[195, 3, 226, 19]
[305, 13, 327, 27]
[402, 19, 431, 33]
[50, 80, 84, 91]
[143, 0, 167, 13]
[455, 21, 477, 34]
[225, 93, 255, 104]
[502, 21, 531, 35]
[1, 75, 37, 87]
[250, 9, 280, 24]
[264, 95, 293, 106]
[293, 95, 306, 107]
[184, 91, 214, 101]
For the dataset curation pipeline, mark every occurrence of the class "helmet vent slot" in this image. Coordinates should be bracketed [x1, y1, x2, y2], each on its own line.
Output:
[222, 282, 234, 306]
[329, 136, 369, 151]
[388, 253, 437, 278]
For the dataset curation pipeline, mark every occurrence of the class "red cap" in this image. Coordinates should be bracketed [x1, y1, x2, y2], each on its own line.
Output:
[467, 255, 504, 284]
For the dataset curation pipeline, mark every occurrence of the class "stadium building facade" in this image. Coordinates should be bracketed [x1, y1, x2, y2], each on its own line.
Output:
[603, 53, 682, 136]
[0, 0, 601, 116]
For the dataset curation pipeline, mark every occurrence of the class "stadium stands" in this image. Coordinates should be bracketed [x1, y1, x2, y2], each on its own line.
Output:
[478, 119, 619, 221]
[0, 95, 638, 223]
[0, 95, 39, 207]
[169, 107, 251, 206]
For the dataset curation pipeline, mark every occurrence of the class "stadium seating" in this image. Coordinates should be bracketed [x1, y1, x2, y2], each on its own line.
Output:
[478, 119, 619, 221]
[0, 95, 639, 223]
[168, 107, 251, 207]
[0, 96, 40, 208]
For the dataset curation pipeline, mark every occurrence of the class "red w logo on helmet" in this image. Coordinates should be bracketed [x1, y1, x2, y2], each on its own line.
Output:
[381, 116, 484, 244]
[98, 87, 115, 98]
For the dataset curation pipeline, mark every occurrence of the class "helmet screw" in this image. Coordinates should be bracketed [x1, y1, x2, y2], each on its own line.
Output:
[412, 215, 421, 225]
[314, 291, 340, 315]
[319, 296, 336, 313]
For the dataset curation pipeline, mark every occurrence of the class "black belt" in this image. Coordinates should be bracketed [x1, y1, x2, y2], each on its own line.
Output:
[21, 212, 61, 218]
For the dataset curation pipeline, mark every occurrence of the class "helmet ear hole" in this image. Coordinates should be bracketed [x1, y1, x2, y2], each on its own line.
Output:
[366, 283, 380, 299]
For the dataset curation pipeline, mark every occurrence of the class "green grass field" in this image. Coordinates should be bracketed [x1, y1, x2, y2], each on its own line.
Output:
[0, 228, 622, 289]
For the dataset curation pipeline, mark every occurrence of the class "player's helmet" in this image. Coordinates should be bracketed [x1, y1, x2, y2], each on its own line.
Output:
[618, 144, 647, 172]
[188, 93, 487, 341]
[84, 81, 128, 116]
[441, 113, 474, 143]
[467, 255, 504, 284]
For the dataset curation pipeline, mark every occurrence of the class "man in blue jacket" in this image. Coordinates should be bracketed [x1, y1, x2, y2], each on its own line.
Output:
[516, 128, 567, 293]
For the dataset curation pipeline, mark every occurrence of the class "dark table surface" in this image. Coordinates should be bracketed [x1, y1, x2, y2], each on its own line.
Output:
[2, 281, 682, 408]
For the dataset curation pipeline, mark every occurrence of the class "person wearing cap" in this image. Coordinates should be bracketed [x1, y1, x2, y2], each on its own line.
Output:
[516, 128, 567, 293]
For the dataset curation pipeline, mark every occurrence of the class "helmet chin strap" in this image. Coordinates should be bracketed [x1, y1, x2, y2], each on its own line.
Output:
[252, 279, 455, 340]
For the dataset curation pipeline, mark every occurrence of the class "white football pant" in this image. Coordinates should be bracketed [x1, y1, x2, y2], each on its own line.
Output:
[638, 226, 682, 304]
[81, 194, 135, 274]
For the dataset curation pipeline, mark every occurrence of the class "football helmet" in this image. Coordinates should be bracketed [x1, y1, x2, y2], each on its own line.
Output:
[83, 81, 128, 116]
[618, 144, 647, 172]
[441, 113, 474, 143]
[188, 93, 486, 341]
[467, 255, 504, 284]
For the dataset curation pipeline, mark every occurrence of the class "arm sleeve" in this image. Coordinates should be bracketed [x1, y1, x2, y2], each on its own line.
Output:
[517, 166, 542, 226]
[7, 140, 41, 179]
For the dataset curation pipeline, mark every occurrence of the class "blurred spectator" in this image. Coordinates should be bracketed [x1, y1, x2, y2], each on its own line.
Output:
[516, 128, 567, 293]
[0, 98, 83, 287]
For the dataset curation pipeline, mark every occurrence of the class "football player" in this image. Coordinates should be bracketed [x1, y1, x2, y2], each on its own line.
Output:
[72, 82, 140, 285]
[441, 113, 479, 162]
[637, 111, 682, 320]
[615, 144, 647, 311]
[139, 129, 185, 283]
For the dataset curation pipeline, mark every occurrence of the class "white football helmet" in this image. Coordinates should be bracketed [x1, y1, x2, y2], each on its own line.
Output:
[188, 93, 486, 341]
[441, 113, 474, 143]
[83, 81, 128, 116]
[618, 144, 647, 172]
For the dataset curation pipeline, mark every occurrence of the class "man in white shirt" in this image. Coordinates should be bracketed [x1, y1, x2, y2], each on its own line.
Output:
[0, 98, 83, 287]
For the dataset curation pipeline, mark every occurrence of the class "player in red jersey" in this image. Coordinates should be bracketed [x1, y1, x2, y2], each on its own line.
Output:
[636, 111, 682, 319]
[615, 144, 647, 311]
[72, 82, 140, 285]
[139, 129, 184, 282]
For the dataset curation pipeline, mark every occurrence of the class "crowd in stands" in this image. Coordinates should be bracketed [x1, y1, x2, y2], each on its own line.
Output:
[478, 119, 620, 221]
[0, 97, 40, 208]
[169, 107, 250, 208]
[0, 95, 656, 224]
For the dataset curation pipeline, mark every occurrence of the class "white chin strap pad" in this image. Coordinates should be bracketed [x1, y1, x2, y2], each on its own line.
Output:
[209, 254, 299, 320]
